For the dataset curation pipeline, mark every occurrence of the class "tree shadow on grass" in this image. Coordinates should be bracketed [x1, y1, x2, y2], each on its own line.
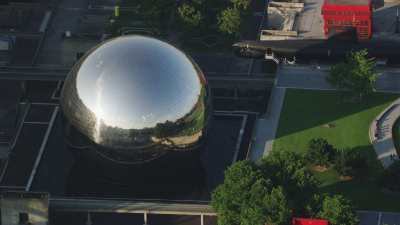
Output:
[314, 144, 400, 211]
[275, 90, 399, 139]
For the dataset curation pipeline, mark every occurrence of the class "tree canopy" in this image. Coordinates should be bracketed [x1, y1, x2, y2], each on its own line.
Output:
[334, 149, 369, 178]
[211, 160, 291, 225]
[230, 0, 252, 10]
[317, 195, 360, 225]
[380, 161, 400, 191]
[327, 49, 377, 99]
[307, 138, 336, 167]
[212, 151, 359, 225]
[178, 3, 203, 29]
[217, 7, 241, 37]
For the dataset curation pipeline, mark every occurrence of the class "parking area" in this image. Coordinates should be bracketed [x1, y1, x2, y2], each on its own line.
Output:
[358, 211, 400, 225]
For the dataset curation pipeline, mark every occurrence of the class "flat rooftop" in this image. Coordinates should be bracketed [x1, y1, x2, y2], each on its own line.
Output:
[0, 80, 256, 201]
[278, 0, 400, 39]
[295, 0, 325, 38]
[29, 112, 253, 200]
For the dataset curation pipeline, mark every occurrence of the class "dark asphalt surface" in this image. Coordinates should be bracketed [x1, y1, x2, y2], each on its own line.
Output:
[0, 124, 47, 187]
[25, 105, 54, 122]
[192, 54, 253, 75]
[357, 211, 400, 225]
[0, 80, 59, 188]
[11, 37, 41, 66]
[30, 113, 74, 196]
[24, 80, 59, 103]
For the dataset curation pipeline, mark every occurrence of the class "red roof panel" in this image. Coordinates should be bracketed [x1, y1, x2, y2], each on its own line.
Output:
[292, 218, 329, 225]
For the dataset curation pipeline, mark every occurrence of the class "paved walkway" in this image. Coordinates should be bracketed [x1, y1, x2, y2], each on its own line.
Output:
[358, 210, 400, 225]
[277, 65, 400, 93]
[249, 87, 286, 161]
[369, 99, 400, 168]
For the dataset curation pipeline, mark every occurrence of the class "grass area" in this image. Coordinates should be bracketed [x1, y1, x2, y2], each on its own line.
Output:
[393, 118, 400, 155]
[273, 89, 400, 211]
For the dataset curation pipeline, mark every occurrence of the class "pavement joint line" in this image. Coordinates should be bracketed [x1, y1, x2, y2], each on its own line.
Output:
[51, 80, 63, 100]
[277, 85, 400, 94]
[30, 102, 59, 106]
[276, 83, 335, 91]
[214, 110, 259, 115]
[247, 59, 255, 75]
[232, 114, 248, 163]
[25, 106, 59, 191]
[213, 96, 264, 100]
[378, 212, 382, 225]
[206, 71, 267, 76]
[0, 185, 25, 189]
[0, 160, 9, 185]
[23, 121, 50, 125]
[11, 103, 31, 149]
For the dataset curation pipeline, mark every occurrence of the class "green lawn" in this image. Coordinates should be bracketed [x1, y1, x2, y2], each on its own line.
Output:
[273, 89, 400, 211]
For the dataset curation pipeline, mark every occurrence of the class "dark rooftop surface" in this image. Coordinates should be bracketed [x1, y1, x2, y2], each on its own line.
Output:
[0, 123, 47, 187]
[30, 113, 249, 200]
[0, 2, 48, 32]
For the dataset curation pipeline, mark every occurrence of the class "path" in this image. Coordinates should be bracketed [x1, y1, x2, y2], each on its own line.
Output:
[369, 99, 400, 168]
[277, 65, 400, 93]
[249, 87, 286, 161]
[358, 210, 400, 225]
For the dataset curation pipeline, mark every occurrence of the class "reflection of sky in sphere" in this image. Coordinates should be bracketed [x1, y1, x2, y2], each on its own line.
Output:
[76, 36, 201, 130]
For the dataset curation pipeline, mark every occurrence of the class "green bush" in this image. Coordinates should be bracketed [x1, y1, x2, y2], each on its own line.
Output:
[178, 3, 203, 29]
[334, 150, 368, 178]
[317, 195, 360, 225]
[217, 7, 241, 37]
[380, 161, 400, 191]
[211, 160, 291, 225]
[212, 151, 361, 225]
[307, 138, 336, 167]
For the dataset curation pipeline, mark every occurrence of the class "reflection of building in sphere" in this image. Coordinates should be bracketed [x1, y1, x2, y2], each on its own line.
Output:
[60, 35, 211, 164]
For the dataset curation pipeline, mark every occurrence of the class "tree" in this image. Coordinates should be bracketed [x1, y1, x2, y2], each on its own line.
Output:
[211, 160, 291, 225]
[211, 160, 262, 225]
[307, 138, 336, 167]
[217, 7, 241, 37]
[241, 181, 291, 225]
[231, 0, 251, 11]
[260, 150, 319, 214]
[327, 49, 377, 100]
[317, 195, 359, 225]
[178, 3, 202, 29]
[380, 161, 400, 191]
[334, 149, 368, 178]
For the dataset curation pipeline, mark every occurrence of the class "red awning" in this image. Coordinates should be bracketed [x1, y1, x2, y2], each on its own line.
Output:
[292, 217, 329, 225]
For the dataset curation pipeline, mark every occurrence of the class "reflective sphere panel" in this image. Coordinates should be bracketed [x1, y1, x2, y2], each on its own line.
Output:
[61, 35, 210, 160]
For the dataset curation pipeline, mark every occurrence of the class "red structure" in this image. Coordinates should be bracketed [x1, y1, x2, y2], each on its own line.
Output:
[321, 0, 373, 40]
[292, 218, 329, 225]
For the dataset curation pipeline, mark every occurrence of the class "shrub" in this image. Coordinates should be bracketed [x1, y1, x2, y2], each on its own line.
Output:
[380, 161, 400, 191]
[307, 138, 336, 167]
[317, 195, 360, 225]
[334, 150, 368, 178]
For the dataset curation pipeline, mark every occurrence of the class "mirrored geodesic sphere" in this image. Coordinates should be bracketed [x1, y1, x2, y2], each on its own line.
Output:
[60, 35, 211, 163]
